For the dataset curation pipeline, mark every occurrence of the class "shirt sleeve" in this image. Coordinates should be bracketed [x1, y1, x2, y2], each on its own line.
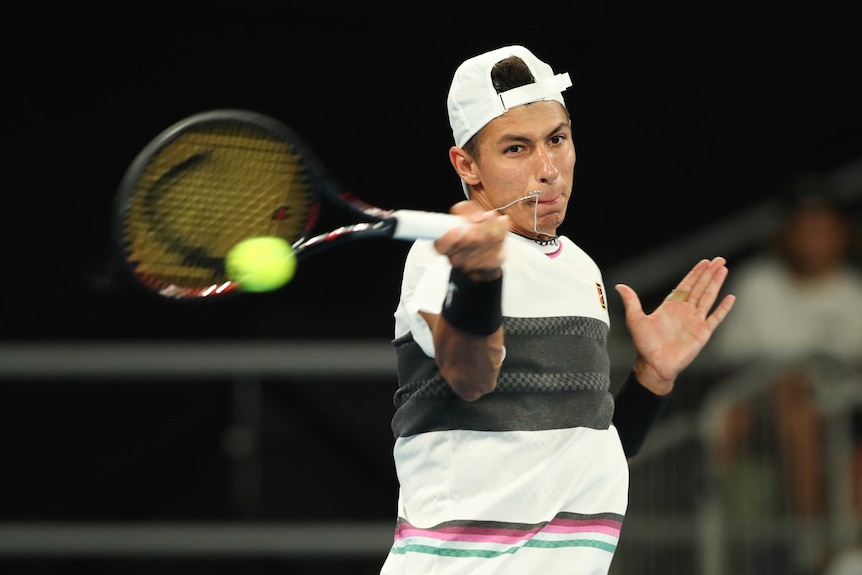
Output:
[612, 370, 672, 458]
[393, 240, 452, 358]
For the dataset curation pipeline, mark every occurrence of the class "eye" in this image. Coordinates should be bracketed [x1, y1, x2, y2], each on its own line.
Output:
[549, 134, 567, 145]
[504, 144, 525, 154]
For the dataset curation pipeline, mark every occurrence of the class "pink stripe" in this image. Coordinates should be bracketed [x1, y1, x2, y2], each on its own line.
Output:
[394, 522, 620, 543]
[546, 243, 563, 258]
[396, 527, 532, 544]
[396, 524, 539, 538]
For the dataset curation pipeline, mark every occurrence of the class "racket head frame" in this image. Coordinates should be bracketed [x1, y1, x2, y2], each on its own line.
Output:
[114, 109, 331, 299]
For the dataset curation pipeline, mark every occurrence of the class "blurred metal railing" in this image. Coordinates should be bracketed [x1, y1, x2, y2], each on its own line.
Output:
[696, 360, 862, 575]
[0, 521, 394, 558]
[3, 343, 859, 575]
[0, 340, 398, 560]
[0, 340, 396, 380]
[611, 359, 862, 575]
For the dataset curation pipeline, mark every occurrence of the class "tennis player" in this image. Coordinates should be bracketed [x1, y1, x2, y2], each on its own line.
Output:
[381, 45, 735, 574]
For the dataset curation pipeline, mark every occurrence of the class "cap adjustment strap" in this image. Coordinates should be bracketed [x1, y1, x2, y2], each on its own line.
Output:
[498, 72, 572, 112]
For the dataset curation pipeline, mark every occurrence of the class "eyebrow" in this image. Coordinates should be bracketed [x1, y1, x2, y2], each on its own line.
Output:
[494, 122, 571, 146]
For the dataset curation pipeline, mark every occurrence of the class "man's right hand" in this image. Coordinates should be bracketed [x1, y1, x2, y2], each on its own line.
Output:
[433, 200, 509, 281]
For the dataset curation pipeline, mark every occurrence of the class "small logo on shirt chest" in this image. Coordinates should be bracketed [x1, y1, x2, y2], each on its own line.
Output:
[596, 282, 607, 310]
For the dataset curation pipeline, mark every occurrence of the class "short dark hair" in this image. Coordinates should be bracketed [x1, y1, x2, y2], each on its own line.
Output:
[462, 57, 539, 158]
[490, 56, 537, 93]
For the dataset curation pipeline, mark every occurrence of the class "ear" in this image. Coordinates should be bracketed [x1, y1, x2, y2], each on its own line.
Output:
[448, 147, 480, 186]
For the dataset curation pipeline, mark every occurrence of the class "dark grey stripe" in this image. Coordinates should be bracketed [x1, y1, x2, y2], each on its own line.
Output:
[392, 386, 614, 437]
[503, 316, 608, 340]
[391, 316, 614, 438]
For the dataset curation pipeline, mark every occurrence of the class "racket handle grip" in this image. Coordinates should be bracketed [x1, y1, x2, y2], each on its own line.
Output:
[391, 209, 469, 240]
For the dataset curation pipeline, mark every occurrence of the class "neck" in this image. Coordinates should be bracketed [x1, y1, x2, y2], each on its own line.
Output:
[512, 231, 559, 246]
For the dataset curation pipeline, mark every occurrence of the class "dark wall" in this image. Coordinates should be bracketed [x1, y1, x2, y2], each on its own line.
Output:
[4, 1, 862, 342]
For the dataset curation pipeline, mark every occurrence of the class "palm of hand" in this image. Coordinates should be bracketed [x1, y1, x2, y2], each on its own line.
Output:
[614, 257, 736, 391]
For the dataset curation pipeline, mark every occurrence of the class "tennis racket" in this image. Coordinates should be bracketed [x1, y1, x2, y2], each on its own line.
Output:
[114, 109, 466, 299]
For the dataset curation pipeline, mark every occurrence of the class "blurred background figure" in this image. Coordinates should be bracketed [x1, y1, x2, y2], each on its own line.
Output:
[704, 175, 862, 573]
[821, 543, 862, 575]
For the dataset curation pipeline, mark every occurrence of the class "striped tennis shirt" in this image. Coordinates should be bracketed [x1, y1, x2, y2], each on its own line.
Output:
[380, 233, 629, 575]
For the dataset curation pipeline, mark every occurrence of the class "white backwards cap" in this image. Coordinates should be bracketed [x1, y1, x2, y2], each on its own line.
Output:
[447, 45, 572, 148]
[446, 45, 572, 196]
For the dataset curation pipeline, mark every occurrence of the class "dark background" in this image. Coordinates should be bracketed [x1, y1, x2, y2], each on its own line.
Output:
[5, 1, 862, 342]
[2, 1, 862, 573]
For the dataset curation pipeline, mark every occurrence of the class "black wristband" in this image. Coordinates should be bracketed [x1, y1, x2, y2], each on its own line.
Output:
[440, 267, 503, 336]
[612, 371, 672, 458]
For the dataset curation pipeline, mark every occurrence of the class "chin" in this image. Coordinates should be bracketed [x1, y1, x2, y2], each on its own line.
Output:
[537, 214, 564, 232]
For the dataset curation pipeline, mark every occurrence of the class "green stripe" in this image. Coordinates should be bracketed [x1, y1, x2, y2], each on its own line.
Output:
[390, 538, 616, 558]
[525, 538, 617, 552]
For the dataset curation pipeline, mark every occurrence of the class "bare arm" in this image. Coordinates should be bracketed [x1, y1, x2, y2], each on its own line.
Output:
[425, 201, 510, 401]
[420, 309, 505, 401]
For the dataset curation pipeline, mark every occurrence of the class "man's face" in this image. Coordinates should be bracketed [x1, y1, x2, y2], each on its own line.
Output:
[470, 101, 575, 238]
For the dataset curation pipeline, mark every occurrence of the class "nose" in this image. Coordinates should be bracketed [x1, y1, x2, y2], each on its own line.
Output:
[535, 145, 560, 185]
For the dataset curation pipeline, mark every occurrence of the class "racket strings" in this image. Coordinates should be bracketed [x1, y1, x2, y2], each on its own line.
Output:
[124, 122, 316, 293]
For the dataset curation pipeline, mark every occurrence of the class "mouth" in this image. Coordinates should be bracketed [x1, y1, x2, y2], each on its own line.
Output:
[495, 191, 561, 213]
[532, 193, 561, 206]
[517, 190, 565, 237]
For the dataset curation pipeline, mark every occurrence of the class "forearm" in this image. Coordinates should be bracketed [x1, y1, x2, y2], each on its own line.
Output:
[427, 265, 505, 401]
[433, 319, 505, 400]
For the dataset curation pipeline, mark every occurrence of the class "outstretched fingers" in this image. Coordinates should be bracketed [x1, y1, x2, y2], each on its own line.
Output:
[681, 256, 737, 333]
[706, 291, 736, 331]
[665, 257, 729, 314]
[691, 257, 729, 313]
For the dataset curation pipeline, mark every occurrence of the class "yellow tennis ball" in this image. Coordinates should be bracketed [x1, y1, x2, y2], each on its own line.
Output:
[225, 236, 296, 292]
